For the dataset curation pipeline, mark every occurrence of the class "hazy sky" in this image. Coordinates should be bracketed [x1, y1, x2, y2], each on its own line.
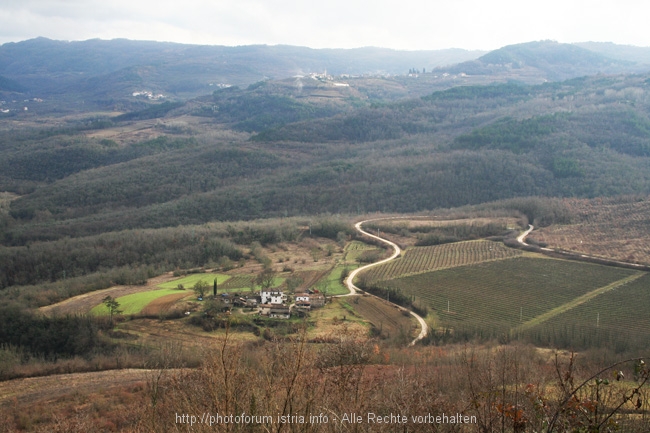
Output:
[1, 0, 648, 50]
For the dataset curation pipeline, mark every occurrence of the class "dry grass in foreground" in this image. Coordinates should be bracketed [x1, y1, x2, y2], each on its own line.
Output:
[1, 340, 648, 433]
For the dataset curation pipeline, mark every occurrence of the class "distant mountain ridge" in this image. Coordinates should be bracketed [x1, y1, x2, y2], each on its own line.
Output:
[1, 38, 650, 109]
[439, 40, 647, 81]
[0, 37, 484, 99]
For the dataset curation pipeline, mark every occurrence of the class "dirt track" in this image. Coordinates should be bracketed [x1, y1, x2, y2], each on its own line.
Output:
[343, 217, 429, 345]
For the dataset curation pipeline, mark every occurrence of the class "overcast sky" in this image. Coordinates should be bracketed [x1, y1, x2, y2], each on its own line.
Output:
[1, 0, 648, 51]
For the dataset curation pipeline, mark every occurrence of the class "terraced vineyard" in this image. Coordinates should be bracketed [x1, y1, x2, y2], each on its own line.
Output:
[379, 257, 637, 338]
[364, 240, 522, 283]
[522, 273, 650, 351]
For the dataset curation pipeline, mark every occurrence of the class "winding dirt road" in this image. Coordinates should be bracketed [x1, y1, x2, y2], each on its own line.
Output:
[517, 224, 534, 246]
[516, 224, 649, 270]
[342, 217, 428, 346]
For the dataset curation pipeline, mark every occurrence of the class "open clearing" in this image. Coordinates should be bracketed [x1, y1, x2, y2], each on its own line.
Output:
[364, 216, 520, 247]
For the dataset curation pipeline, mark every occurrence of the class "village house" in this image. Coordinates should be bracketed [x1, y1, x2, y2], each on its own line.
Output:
[245, 298, 258, 308]
[309, 293, 326, 308]
[260, 289, 286, 305]
[294, 292, 326, 310]
[269, 305, 291, 319]
[259, 303, 291, 318]
[294, 298, 311, 311]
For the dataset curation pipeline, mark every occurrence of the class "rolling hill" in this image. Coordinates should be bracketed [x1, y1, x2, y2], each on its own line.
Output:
[439, 40, 646, 81]
[0, 37, 485, 104]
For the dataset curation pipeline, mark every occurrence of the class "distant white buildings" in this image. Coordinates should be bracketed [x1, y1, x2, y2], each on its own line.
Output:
[260, 289, 286, 305]
[132, 91, 165, 100]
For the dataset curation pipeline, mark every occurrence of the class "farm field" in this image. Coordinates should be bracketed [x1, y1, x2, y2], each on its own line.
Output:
[291, 269, 330, 291]
[522, 272, 650, 351]
[38, 273, 180, 316]
[156, 273, 231, 289]
[344, 240, 384, 262]
[533, 196, 650, 265]
[308, 239, 379, 296]
[305, 297, 369, 341]
[90, 288, 192, 316]
[218, 274, 254, 291]
[321, 265, 356, 295]
[362, 216, 520, 247]
[364, 240, 523, 283]
[341, 296, 417, 342]
[379, 257, 637, 338]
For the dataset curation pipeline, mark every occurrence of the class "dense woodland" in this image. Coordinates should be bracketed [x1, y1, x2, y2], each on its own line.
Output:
[4, 75, 650, 248]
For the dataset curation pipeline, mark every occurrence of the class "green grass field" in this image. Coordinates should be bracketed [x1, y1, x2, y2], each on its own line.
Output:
[321, 264, 359, 296]
[380, 257, 636, 338]
[91, 288, 189, 316]
[157, 273, 231, 289]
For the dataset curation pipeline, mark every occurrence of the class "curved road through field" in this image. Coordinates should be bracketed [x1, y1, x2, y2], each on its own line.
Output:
[516, 223, 650, 270]
[342, 218, 428, 346]
[517, 224, 534, 246]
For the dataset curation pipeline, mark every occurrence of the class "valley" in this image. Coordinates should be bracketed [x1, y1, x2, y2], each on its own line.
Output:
[2, 38, 650, 432]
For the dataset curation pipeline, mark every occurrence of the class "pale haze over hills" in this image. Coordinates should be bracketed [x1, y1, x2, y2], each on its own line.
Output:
[2, 38, 650, 104]
[1, 0, 650, 51]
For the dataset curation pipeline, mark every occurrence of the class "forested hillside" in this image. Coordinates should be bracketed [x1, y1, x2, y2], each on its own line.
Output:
[3, 70, 650, 248]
